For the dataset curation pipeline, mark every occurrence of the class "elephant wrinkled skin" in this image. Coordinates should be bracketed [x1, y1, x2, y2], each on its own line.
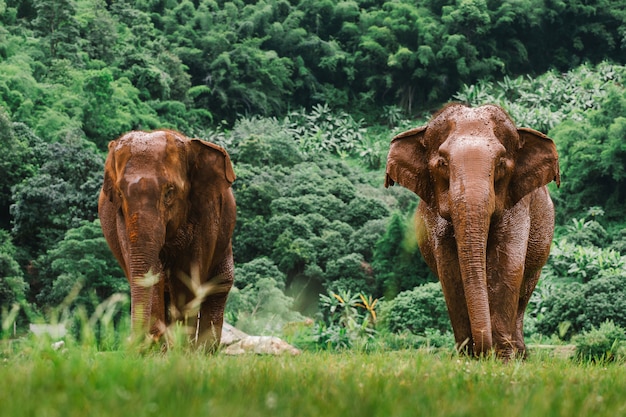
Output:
[385, 104, 560, 359]
[98, 129, 236, 351]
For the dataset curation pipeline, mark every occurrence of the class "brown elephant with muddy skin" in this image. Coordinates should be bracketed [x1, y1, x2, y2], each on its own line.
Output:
[98, 129, 236, 351]
[385, 104, 560, 359]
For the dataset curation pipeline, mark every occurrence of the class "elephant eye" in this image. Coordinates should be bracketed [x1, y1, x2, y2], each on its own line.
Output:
[436, 157, 449, 173]
[496, 158, 510, 178]
[164, 186, 175, 204]
[433, 156, 449, 180]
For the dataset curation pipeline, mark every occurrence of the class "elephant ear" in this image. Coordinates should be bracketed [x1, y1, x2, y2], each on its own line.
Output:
[385, 126, 434, 205]
[102, 140, 118, 203]
[188, 139, 236, 196]
[508, 127, 560, 207]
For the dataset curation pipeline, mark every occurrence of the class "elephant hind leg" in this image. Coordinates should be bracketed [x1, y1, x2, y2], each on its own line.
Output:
[514, 268, 542, 357]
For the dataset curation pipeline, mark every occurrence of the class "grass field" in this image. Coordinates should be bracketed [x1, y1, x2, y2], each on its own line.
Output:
[2, 340, 626, 417]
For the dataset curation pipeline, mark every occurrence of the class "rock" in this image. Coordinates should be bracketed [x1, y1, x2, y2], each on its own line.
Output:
[29, 323, 67, 339]
[220, 322, 249, 345]
[51, 341, 65, 350]
[223, 335, 301, 356]
[220, 322, 301, 355]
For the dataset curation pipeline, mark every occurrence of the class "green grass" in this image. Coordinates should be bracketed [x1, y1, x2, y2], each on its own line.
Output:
[2, 341, 626, 417]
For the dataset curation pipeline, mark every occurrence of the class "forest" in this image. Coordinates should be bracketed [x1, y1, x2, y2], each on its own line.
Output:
[1, 0, 626, 352]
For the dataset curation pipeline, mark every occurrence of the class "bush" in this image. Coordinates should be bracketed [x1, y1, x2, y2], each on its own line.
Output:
[379, 283, 451, 335]
[286, 104, 365, 156]
[234, 257, 286, 290]
[0, 230, 28, 307]
[573, 320, 626, 363]
[543, 239, 625, 283]
[563, 218, 609, 248]
[536, 269, 626, 339]
[35, 220, 127, 312]
[226, 277, 304, 336]
[312, 290, 378, 351]
[324, 253, 373, 294]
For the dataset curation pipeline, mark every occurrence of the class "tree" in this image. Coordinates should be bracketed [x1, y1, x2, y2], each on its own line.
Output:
[227, 257, 303, 335]
[344, 195, 389, 227]
[233, 256, 286, 290]
[78, 0, 119, 64]
[35, 220, 127, 311]
[0, 109, 45, 229]
[205, 38, 294, 121]
[81, 69, 158, 147]
[11, 136, 103, 257]
[32, 0, 80, 60]
[536, 269, 626, 339]
[379, 282, 451, 335]
[0, 230, 28, 308]
[550, 86, 626, 221]
[372, 211, 435, 298]
[324, 252, 373, 294]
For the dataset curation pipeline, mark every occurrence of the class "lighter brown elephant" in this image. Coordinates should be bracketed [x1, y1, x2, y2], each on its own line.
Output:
[385, 104, 560, 359]
[98, 129, 236, 351]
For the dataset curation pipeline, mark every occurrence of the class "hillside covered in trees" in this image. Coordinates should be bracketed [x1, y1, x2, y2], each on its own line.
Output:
[1, 0, 626, 347]
[1, 0, 626, 141]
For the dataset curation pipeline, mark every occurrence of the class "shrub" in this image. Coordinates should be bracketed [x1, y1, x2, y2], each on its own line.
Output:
[379, 283, 451, 335]
[233, 257, 286, 290]
[225, 277, 304, 336]
[35, 220, 128, 312]
[313, 290, 378, 351]
[543, 239, 625, 283]
[573, 320, 626, 363]
[536, 269, 626, 339]
[563, 218, 609, 248]
[286, 103, 365, 156]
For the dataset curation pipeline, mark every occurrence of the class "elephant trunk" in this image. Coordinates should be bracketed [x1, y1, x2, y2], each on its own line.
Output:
[127, 213, 166, 336]
[450, 169, 495, 356]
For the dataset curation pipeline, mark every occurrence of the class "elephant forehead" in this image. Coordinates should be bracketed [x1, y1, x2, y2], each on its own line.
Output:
[123, 174, 159, 190]
[114, 133, 187, 189]
[428, 107, 518, 150]
[116, 131, 169, 158]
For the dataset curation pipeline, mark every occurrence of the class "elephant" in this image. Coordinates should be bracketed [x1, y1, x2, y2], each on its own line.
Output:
[98, 129, 236, 351]
[385, 103, 560, 359]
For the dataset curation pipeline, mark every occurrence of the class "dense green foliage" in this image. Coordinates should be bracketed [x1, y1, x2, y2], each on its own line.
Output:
[378, 282, 450, 334]
[1, 0, 626, 136]
[573, 320, 626, 363]
[1, 0, 626, 348]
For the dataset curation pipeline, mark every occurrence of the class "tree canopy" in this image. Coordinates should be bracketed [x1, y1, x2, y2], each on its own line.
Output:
[0, 0, 625, 342]
[1, 0, 626, 140]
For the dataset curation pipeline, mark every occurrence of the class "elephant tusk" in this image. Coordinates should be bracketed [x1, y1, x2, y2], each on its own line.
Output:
[195, 310, 201, 344]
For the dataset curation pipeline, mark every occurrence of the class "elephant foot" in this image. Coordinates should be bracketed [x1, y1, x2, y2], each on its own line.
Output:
[494, 341, 528, 362]
[455, 337, 473, 356]
[196, 321, 222, 354]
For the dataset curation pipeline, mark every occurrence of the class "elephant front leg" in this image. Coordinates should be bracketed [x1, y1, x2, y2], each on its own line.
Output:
[427, 234, 474, 355]
[437, 259, 474, 355]
[196, 255, 234, 352]
[487, 216, 530, 359]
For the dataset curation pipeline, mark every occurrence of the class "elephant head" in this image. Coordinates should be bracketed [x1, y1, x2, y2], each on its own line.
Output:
[99, 130, 236, 337]
[385, 104, 559, 356]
